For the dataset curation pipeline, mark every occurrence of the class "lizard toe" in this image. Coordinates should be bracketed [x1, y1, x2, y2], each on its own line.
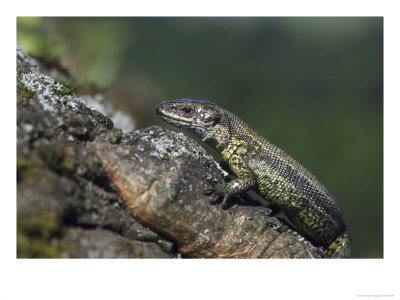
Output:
[220, 194, 231, 209]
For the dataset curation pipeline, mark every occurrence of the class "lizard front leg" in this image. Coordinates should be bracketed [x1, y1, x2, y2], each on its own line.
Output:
[206, 170, 256, 208]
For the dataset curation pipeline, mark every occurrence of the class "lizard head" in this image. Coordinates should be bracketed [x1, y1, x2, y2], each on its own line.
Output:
[156, 99, 225, 144]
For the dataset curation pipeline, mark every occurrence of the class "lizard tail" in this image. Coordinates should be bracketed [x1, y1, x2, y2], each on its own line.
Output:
[324, 232, 352, 258]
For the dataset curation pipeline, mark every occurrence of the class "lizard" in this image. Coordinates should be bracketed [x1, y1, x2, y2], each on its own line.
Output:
[156, 98, 352, 258]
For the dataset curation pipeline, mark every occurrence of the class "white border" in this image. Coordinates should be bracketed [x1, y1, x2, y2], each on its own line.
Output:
[2, 1, 399, 299]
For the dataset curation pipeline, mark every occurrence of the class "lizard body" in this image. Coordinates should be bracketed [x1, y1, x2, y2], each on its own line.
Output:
[156, 99, 351, 258]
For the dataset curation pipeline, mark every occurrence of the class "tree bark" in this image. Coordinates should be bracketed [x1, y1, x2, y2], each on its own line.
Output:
[17, 47, 323, 258]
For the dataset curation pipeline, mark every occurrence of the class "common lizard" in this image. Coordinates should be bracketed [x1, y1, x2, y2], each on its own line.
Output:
[156, 99, 351, 258]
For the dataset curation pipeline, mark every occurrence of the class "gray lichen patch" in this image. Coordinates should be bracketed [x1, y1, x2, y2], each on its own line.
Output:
[17, 47, 135, 142]
[142, 127, 210, 160]
[18, 67, 111, 142]
[131, 126, 229, 182]
[19, 71, 76, 113]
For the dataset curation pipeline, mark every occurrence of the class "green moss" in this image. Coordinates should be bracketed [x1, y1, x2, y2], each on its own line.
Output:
[120, 239, 141, 258]
[17, 211, 63, 258]
[52, 78, 75, 96]
[17, 84, 36, 98]
[17, 158, 31, 182]
[37, 143, 76, 175]
[104, 128, 122, 144]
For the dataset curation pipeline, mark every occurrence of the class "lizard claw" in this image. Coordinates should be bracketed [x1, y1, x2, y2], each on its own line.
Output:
[220, 194, 231, 209]
[206, 190, 223, 204]
[203, 188, 229, 207]
[210, 192, 223, 204]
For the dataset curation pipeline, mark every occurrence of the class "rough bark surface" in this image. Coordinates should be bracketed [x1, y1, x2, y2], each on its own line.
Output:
[17, 48, 324, 258]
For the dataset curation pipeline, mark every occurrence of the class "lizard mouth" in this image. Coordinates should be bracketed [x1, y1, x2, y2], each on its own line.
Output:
[155, 103, 165, 116]
[156, 101, 194, 125]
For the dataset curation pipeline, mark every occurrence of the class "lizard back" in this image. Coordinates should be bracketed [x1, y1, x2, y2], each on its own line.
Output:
[224, 109, 346, 246]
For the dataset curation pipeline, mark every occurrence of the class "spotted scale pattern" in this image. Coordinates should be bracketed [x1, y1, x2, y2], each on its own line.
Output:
[156, 99, 352, 257]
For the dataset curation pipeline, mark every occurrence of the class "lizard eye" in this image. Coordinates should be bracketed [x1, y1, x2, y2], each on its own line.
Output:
[182, 107, 192, 114]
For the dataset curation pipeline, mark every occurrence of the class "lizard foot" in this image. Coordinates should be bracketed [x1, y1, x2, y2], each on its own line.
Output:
[203, 188, 231, 209]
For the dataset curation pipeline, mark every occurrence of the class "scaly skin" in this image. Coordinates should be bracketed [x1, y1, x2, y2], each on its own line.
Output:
[156, 99, 351, 258]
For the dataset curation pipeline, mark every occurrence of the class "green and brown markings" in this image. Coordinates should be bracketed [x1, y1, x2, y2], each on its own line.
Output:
[156, 99, 351, 258]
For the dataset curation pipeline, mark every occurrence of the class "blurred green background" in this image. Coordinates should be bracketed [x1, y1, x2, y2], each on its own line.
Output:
[17, 17, 383, 258]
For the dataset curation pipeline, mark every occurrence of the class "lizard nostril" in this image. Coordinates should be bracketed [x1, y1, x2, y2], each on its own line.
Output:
[155, 105, 163, 115]
[183, 107, 192, 114]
